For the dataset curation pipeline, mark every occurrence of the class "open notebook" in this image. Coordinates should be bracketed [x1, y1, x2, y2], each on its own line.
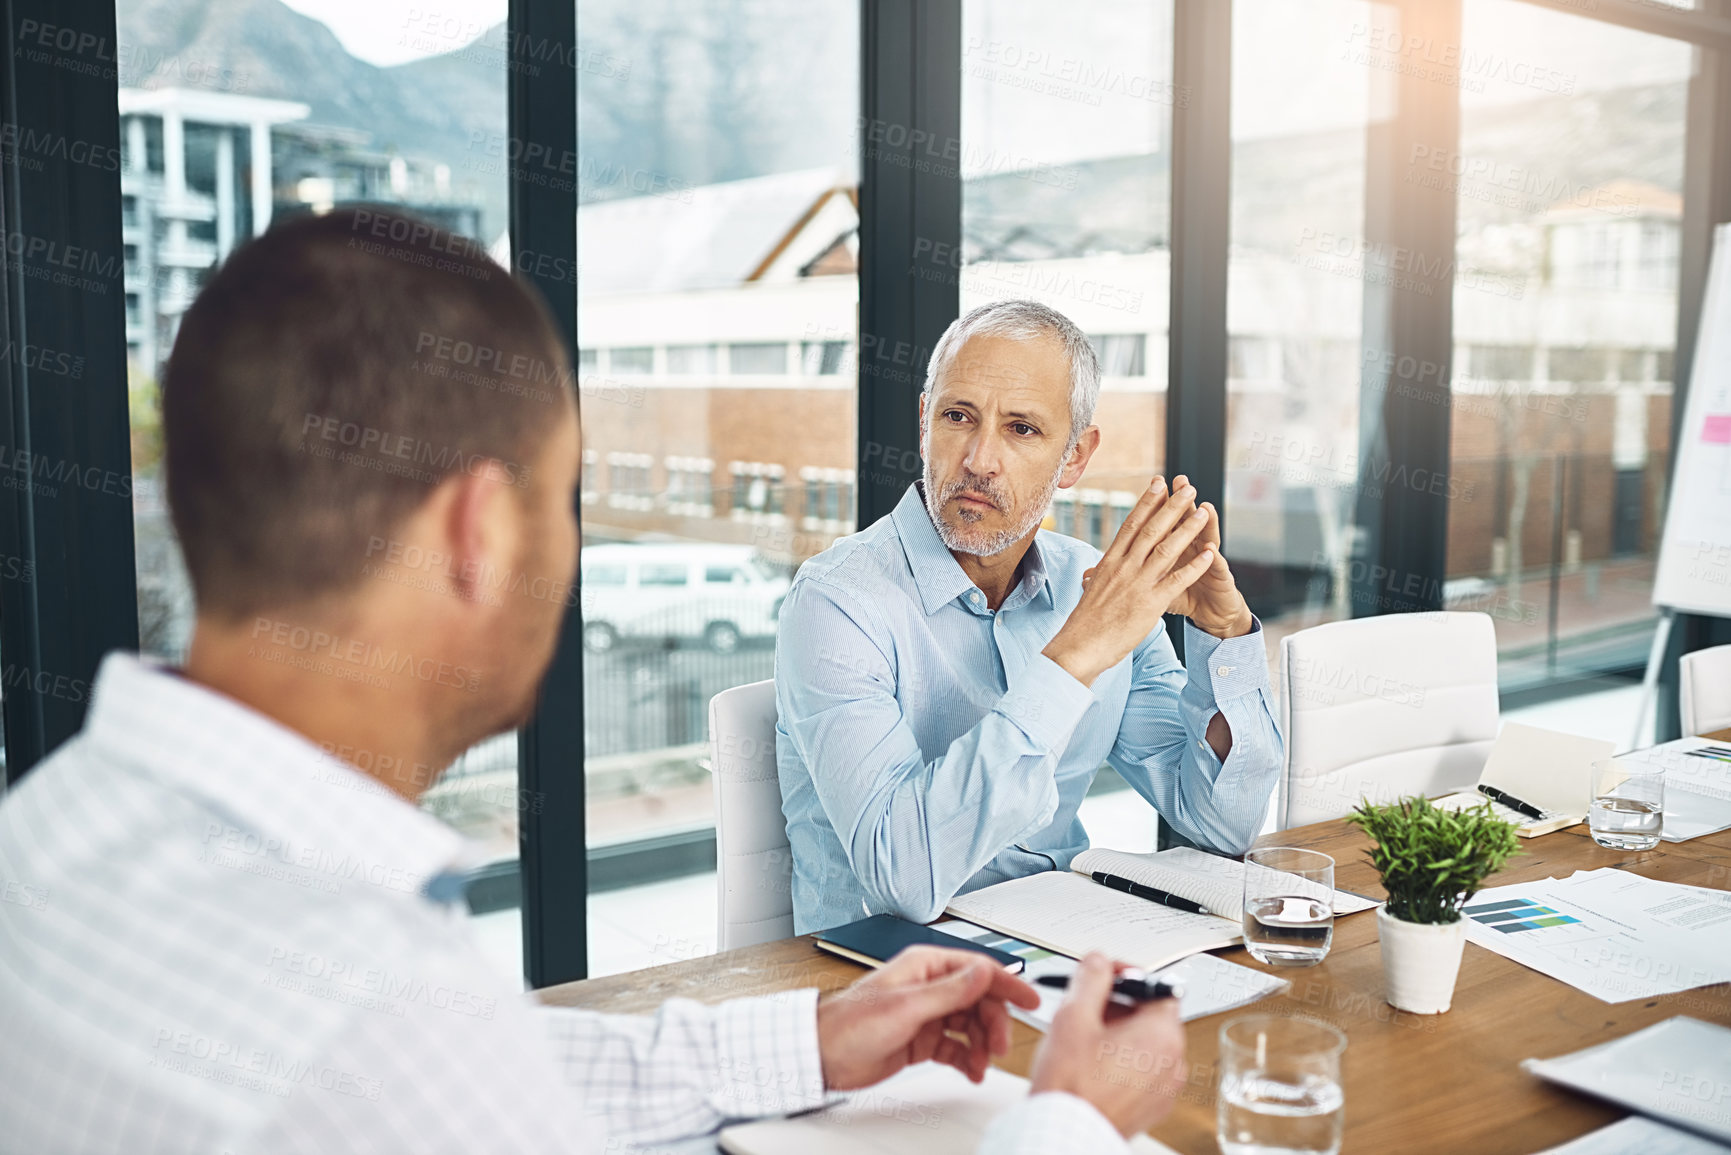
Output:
[1433, 722, 1615, 837]
[943, 847, 1378, 971]
[718, 1062, 1179, 1155]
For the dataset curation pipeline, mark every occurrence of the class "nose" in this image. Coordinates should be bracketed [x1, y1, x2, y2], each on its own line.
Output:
[962, 426, 1003, 479]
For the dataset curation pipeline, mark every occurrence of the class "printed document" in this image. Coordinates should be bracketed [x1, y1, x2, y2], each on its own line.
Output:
[1463, 869, 1731, 1002]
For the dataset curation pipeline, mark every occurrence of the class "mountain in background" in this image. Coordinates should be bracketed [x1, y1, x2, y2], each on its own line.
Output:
[965, 80, 1686, 264]
[117, 0, 858, 240]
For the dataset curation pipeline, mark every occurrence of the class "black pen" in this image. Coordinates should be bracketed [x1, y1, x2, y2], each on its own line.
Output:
[1036, 974, 1181, 1003]
[1091, 870, 1209, 914]
[1478, 784, 1546, 820]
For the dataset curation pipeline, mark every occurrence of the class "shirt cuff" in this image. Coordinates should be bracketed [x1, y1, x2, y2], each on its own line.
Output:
[997, 653, 1098, 754]
[978, 1091, 1132, 1155]
[1182, 615, 1270, 704]
[713, 988, 829, 1118]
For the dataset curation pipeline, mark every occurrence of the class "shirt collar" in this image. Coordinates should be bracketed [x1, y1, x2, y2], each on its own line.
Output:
[82, 652, 476, 899]
[890, 483, 1056, 616]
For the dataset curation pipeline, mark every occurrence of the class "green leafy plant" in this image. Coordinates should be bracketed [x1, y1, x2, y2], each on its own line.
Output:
[1345, 796, 1522, 924]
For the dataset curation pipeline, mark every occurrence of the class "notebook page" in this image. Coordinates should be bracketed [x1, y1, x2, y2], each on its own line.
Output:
[718, 1063, 1180, 1155]
[1433, 790, 1579, 838]
[1072, 846, 1373, 916]
[1479, 721, 1614, 819]
[1071, 847, 1241, 916]
[944, 870, 1241, 970]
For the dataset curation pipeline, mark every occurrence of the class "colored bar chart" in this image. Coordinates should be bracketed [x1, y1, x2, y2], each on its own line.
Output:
[1463, 898, 1583, 934]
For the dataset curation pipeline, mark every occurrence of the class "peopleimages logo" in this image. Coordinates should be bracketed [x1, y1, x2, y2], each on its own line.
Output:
[300, 414, 533, 489]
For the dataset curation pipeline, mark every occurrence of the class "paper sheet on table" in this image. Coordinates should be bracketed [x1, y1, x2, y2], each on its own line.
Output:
[1621, 737, 1731, 842]
[1532, 1116, 1731, 1155]
[717, 1062, 1181, 1155]
[1462, 870, 1731, 1002]
[934, 919, 1289, 1033]
[1523, 1017, 1731, 1145]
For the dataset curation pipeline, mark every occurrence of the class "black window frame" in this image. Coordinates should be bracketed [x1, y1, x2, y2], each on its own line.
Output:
[4, 0, 1729, 988]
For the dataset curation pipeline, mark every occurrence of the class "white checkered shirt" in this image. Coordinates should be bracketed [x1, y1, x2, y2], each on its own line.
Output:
[0, 654, 1126, 1154]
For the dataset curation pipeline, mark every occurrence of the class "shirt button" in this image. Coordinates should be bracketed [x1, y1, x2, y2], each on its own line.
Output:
[1216, 665, 1233, 677]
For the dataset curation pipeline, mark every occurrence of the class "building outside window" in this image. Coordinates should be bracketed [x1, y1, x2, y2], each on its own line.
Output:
[610, 346, 655, 375]
[665, 456, 716, 516]
[799, 467, 856, 532]
[728, 342, 790, 375]
[730, 461, 787, 520]
[799, 339, 851, 375]
[1090, 333, 1147, 377]
[606, 452, 656, 511]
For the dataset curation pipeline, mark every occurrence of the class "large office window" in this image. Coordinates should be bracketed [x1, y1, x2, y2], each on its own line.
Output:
[114, 2, 522, 972]
[1444, 1, 1690, 692]
[960, 0, 1174, 551]
[576, 0, 859, 976]
[1224, 0, 1374, 675]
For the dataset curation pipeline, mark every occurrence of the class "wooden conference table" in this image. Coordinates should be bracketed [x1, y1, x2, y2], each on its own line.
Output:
[542, 733, 1731, 1154]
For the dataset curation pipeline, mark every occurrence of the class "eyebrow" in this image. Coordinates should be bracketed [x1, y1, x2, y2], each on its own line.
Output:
[939, 397, 1051, 425]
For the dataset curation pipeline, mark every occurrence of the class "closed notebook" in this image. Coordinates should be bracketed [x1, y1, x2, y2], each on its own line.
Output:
[813, 913, 1025, 973]
[1434, 721, 1615, 837]
[718, 1062, 1179, 1155]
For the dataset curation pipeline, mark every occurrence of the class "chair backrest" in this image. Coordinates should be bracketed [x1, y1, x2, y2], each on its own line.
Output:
[708, 679, 794, 950]
[1278, 611, 1500, 829]
[1680, 643, 1731, 737]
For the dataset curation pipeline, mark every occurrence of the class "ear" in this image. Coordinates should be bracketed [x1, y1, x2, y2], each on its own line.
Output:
[441, 460, 521, 605]
[917, 391, 929, 461]
[1058, 426, 1101, 489]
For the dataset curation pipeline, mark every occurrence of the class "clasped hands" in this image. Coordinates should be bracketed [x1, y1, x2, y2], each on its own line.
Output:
[817, 946, 1185, 1139]
[1044, 474, 1253, 688]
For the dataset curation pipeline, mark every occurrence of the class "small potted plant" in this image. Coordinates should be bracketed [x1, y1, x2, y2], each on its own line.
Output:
[1346, 796, 1522, 1014]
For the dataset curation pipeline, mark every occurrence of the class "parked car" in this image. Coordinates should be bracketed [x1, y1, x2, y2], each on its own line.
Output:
[580, 543, 789, 653]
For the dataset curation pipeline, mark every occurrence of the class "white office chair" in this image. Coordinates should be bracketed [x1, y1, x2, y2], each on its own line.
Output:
[1680, 643, 1731, 737]
[1277, 611, 1500, 829]
[708, 679, 795, 950]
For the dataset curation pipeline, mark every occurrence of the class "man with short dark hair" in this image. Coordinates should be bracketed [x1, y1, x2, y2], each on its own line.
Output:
[0, 212, 1186, 1152]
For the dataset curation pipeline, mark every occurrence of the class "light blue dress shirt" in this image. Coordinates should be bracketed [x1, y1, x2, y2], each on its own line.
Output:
[774, 484, 1284, 934]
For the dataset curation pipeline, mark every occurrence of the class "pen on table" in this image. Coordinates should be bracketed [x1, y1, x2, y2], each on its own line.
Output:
[1684, 749, 1731, 763]
[1036, 974, 1181, 1003]
[1477, 784, 1546, 820]
[1091, 870, 1209, 914]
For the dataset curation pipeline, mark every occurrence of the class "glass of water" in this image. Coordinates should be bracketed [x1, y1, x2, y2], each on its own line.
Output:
[1242, 847, 1335, 967]
[1589, 758, 1665, 851]
[1217, 1014, 1346, 1155]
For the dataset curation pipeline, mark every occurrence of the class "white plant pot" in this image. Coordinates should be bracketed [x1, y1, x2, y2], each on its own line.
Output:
[1376, 907, 1467, 1014]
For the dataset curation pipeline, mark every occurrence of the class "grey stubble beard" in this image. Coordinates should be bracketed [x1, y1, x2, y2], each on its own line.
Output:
[922, 451, 1068, 558]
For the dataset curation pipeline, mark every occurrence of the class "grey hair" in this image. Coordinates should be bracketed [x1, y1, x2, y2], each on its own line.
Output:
[921, 299, 1101, 449]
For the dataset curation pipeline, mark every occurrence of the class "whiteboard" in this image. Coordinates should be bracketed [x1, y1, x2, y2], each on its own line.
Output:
[1653, 222, 1731, 616]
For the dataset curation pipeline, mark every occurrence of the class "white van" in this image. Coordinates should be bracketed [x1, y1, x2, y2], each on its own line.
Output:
[580, 542, 790, 653]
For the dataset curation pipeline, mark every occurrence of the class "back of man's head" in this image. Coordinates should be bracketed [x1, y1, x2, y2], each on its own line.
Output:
[163, 207, 570, 621]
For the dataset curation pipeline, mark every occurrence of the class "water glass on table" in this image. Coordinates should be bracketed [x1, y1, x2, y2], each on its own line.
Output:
[1242, 847, 1335, 967]
[1589, 758, 1665, 851]
[1217, 1014, 1347, 1155]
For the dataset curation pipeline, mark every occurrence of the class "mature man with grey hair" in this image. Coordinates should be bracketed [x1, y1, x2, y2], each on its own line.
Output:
[776, 298, 1284, 934]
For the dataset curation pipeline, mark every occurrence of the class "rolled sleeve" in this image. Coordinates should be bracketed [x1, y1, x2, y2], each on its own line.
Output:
[1107, 615, 1283, 856]
[998, 653, 1098, 755]
[1181, 617, 1272, 707]
[979, 1091, 1131, 1155]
